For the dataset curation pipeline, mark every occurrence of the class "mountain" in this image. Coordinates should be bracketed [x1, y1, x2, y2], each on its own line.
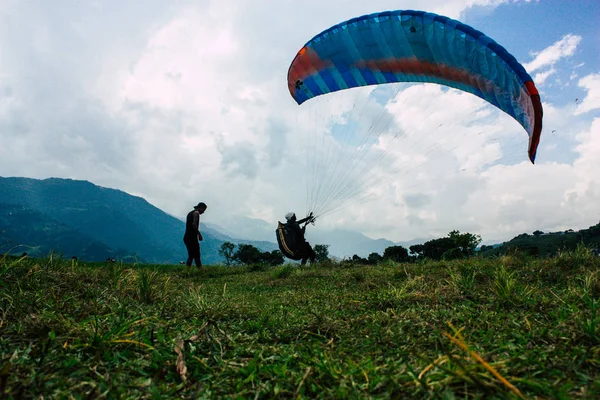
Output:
[0, 203, 126, 261]
[479, 224, 600, 257]
[4, 176, 595, 264]
[0, 176, 455, 263]
[212, 214, 400, 258]
[306, 229, 394, 259]
[212, 216, 275, 242]
[0, 177, 277, 264]
[199, 222, 277, 253]
[394, 238, 433, 249]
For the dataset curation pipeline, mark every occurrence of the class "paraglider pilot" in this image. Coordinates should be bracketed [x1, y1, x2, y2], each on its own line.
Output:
[184, 202, 207, 269]
[285, 211, 316, 265]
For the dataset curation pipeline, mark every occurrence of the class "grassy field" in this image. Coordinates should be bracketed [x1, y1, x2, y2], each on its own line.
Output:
[1, 247, 599, 399]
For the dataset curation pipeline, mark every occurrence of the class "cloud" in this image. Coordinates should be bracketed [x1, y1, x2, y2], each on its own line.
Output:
[563, 118, 600, 217]
[327, 81, 600, 242]
[217, 138, 259, 179]
[575, 73, 600, 115]
[404, 193, 432, 208]
[264, 118, 288, 168]
[534, 68, 556, 85]
[523, 34, 582, 73]
[0, 0, 597, 246]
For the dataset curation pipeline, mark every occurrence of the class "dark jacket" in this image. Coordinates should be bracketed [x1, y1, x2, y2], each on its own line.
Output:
[184, 210, 201, 239]
[287, 216, 312, 243]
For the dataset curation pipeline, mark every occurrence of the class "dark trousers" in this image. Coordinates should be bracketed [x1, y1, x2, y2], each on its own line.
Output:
[300, 242, 316, 265]
[183, 235, 202, 267]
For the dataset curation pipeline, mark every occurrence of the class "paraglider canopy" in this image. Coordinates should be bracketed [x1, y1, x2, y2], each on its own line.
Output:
[287, 10, 542, 163]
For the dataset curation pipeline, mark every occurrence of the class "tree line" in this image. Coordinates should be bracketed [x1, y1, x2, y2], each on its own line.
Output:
[218, 230, 482, 266]
[348, 230, 481, 265]
[218, 243, 285, 266]
[478, 221, 600, 257]
[218, 222, 600, 266]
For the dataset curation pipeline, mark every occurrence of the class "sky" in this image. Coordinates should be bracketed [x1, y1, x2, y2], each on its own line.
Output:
[0, 0, 599, 245]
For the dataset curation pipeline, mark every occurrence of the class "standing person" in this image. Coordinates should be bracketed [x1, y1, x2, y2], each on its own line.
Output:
[183, 202, 207, 269]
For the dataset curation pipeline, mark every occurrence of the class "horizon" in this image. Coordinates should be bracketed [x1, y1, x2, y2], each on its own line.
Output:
[1, 1, 599, 245]
[2, 175, 598, 251]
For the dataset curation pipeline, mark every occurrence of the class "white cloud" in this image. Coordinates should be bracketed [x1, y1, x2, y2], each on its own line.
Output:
[0, 0, 598, 247]
[575, 73, 600, 115]
[562, 118, 600, 217]
[524, 34, 582, 73]
[534, 68, 556, 85]
[466, 161, 579, 236]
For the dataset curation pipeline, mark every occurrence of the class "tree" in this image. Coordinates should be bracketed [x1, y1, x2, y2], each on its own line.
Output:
[515, 244, 539, 256]
[218, 242, 235, 266]
[314, 244, 330, 263]
[533, 230, 544, 236]
[423, 237, 454, 260]
[383, 245, 409, 262]
[261, 250, 285, 266]
[447, 230, 482, 258]
[367, 252, 383, 265]
[233, 244, 263, 265]
[441, 247, 465, 260]
[352, 254, 368, 264]
[409, 244, 424, 259]
[231, 244, 284, 266]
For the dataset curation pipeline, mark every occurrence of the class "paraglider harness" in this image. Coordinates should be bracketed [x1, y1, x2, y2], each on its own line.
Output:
[276, 215, 315, 260]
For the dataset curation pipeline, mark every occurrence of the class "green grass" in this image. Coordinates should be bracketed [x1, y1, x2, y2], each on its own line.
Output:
[1, 250, 600, 399]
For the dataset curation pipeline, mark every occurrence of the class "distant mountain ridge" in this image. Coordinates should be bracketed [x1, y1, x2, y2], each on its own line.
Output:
[0, 177, 276, 263]
[479, 225, 600, 257]
[208, 214, 429, 259]
[0, 202, 125, 260]
[2, 177, 597, 264]
[0, 176, 408, 263]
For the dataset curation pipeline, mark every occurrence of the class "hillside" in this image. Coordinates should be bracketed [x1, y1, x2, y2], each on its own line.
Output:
[3, 176, 598, 264]
[307, 229, 395, 259]
[0, 177, 277, 264]
[0, 176, 414, 263]
[480, 223, 600, 257]
[211, 215, 402, 259]
[0, 203, 126, 261]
